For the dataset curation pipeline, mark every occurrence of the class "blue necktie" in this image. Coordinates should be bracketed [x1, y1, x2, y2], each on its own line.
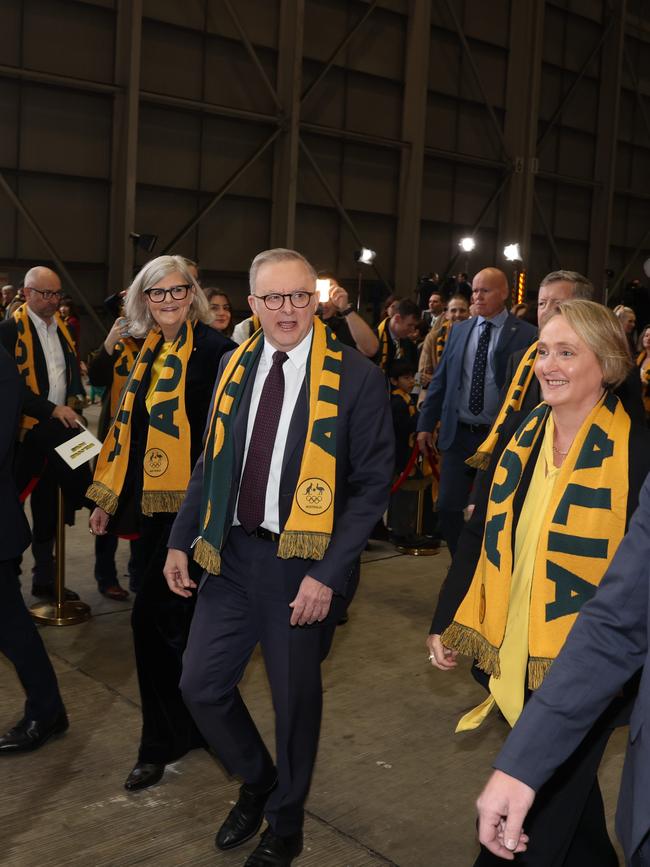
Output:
[469, 322, 492, 416]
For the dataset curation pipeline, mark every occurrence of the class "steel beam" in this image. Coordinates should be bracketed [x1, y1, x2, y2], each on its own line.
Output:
[0, 62, 120, 96]
[270, 0, 305, 248]
[498, 0, 545, 267]
[587, 0, 626, 301]
[107, 0, 142, 292]
[0, 172, 105, 332]
[395, 0, 431, 293]
[610, 225, 650, 298]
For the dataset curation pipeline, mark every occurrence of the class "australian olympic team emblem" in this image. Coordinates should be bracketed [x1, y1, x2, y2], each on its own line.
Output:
[296, 478, 333, 515]
[144, 447, 169, 477]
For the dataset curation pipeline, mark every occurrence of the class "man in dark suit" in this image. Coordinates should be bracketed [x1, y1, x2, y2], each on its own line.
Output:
[416, 267, 537, 554]
[374, 298, 421, 371]
[0, 344, 68, 753]
[0, 266, 87, 601]
[164, 248, 394, 867]
[476, 471, 650, 866]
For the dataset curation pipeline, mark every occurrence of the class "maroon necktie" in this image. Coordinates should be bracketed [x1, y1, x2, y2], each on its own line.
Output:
[237, 350, 288, 534]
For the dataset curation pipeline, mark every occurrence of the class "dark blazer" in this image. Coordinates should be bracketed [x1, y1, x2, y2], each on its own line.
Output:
[417, 313, 537, 450]
[0, 313, 82, 421]
[431, 406, 650, 636]
[168, 341, 394, 598]
[0, 344, 31, 560]
[494, 471, 650, 862]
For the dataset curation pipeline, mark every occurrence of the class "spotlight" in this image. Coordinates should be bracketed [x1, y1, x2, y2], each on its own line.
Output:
[354, 247, 376, 266]
[503, 243, 522, 262]
[459, 237, 476, 253]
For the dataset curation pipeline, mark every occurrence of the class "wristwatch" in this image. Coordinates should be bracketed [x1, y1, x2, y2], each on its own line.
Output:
[341, 305, 355, 317]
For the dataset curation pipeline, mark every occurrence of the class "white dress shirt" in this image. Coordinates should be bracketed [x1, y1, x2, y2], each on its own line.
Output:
[27, 306, 67, 405]
[234, 329, 312, 533]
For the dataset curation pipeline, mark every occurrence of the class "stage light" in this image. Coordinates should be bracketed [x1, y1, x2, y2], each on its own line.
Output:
[354, 247, 376, 266]
[459, 237, 476, 253]
[503, 243, 522, 262]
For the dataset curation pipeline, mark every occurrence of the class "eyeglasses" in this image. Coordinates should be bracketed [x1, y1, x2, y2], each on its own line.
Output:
[26, 287, 63, 300]
[252, 291, 315, 310]
[144, 284, 192, 303]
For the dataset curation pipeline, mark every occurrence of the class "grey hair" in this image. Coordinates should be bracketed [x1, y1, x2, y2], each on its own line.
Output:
[124, 255, 211, 337]
[539, 270, 594, 300]
[249, 248, 317, 294]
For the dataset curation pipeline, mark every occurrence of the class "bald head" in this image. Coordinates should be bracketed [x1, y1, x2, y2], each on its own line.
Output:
[23, 266, 62, 322]
[471, 268, 509, 319]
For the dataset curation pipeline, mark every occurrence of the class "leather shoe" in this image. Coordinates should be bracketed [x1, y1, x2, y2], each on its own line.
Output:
[124, 762, 165, 791]
[244, 827, 303, 866]
[0, 712, 69, 754]
[215, 776, 278, 851]
[32, 584, 80, 602]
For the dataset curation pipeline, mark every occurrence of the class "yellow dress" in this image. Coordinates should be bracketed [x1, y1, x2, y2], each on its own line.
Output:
[456, 417, 561, 731]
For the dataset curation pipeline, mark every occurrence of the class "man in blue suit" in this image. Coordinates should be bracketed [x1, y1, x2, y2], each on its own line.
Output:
[476, 471, 650, 865]
[416, 267, 536, 554]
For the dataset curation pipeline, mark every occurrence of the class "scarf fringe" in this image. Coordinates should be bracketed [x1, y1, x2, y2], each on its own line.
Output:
[527, 657, 552, 690]
[193, 537, 221, 575]
[278, 531, 330, 561]
[465, 450, 491, 470]
[141, 490, 187, 517]
[86, 481, 119, 516]
[441, 622, 501, 679]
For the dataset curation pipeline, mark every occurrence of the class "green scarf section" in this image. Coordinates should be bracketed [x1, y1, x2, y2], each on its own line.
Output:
[194, 317, 342, 575]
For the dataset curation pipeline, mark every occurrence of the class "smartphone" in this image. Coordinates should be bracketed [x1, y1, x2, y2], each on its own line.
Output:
[118, 317, 132, 337]
[316, 279, 331, 303]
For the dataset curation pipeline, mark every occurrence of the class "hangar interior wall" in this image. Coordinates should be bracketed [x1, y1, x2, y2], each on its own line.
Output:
[0, 0, 648, 350]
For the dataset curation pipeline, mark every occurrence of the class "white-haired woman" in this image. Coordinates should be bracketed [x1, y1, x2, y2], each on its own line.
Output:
[88, 255, 235, 791]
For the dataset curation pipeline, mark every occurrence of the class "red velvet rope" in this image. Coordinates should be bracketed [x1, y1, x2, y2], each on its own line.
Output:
[390, 443, 440, 494]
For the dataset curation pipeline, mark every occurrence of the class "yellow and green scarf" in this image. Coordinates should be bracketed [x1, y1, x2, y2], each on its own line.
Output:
[194, 317, 342, 575]
[13, 303, 82, 432]
[376, 318, 390, 371]
[467, 341, 539, 470]
[87, 321, 194, 517]
[434, 320, 452, 366]
[109, 337, 140, 419]
[443, 392, 629, 689]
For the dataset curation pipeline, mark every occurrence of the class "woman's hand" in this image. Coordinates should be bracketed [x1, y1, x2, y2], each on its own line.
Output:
[103, 317, 127, 355]
[426, 633, 459, 670]
[89, 507, 110, 536]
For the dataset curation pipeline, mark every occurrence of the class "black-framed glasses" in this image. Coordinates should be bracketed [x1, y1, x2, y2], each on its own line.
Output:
[26, 287, 63, 300]
[144, 284, 192, 303]
[252, 290, 315, 310]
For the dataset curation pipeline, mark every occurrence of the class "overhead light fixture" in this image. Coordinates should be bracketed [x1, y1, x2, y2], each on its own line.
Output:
[459, 237, 476, 253]
[503, 243, 522, 261]
[354, 247, 376, 266]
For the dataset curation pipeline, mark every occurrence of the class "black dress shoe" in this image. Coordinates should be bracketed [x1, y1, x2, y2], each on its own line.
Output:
[215, 777, 278, 851]
[244, 827, 303, 867]
[0, 712, 69, 754]
[124, 762, 165, 791]
[31, 584, 80, 602]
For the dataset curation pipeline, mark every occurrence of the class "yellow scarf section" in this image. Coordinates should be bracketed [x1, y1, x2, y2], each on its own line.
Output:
[637, 350, 650, 417]
[87, 321, 194, 517]
[13, 303, 78, 432]
[434, 320, 452, 365]
[466, 341, 539, 470]
[443, 392, 629, 692]
[377, 318, 390, 371]
[194, 317, 342, 575]
[109, 337, 140, 419]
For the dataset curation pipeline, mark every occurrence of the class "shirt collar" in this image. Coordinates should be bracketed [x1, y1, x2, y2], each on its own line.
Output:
[263, 327, 313, 371]
[477, 307, 508, 328]
[27, 305, 56, 333]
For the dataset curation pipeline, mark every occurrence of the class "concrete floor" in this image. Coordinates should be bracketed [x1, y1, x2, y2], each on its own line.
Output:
[0, 405, 627, 866]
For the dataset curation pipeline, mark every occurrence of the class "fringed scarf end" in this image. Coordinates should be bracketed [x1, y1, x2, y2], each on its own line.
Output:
[465, 450, 491, 470]
[277, 531, 330, 561]
[86, 481, 119, 516]
[527, 657, 552, 690]
[441, 622, 501, 678]
[193, 537, 221, 575]
[141, 490, 186, 517]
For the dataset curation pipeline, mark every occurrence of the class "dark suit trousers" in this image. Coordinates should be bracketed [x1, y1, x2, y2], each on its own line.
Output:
[29, 460, 58, 584]
[0, 559, 64, 721]
[180, 526, 344, 836]
[474, 716, 618, 867]
[437, 425, 484, 556]
[131, 515, 205, 764]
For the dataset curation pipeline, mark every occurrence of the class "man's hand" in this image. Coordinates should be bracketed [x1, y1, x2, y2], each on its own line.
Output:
[51, 404, 83, 428]
[417, 430, 434, 454]
[328, 284, 350, 311]
[426, 633, 459, 670]
[163, 548, 197, 598]
[476, 770, 534, 859]
[89, 506, 110, 535]
[289, 575, 333, 626]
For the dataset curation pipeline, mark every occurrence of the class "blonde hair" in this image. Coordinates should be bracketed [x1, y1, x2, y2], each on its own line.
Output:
[124, 255, 211, 337]
[542, 299, 633, 388]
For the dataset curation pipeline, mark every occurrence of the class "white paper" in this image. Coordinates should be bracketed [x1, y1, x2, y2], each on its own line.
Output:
[54, 424, 102, 468]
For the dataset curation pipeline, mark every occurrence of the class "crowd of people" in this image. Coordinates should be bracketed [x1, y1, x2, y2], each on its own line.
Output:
[1, 252, 650, 866]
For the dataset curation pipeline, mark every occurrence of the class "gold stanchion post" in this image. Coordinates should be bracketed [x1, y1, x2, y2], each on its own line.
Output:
[394, 477, 439, 557]
[30, 487, 91, 626]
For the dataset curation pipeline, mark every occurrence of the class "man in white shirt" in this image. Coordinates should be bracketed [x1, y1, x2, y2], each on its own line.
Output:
[0, 267, 85, 599]
[164, 248, 393, 867]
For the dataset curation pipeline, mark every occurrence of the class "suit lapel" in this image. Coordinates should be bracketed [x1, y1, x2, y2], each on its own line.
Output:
[281, 379, 308, 480]
[494, 313, 520, 357]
